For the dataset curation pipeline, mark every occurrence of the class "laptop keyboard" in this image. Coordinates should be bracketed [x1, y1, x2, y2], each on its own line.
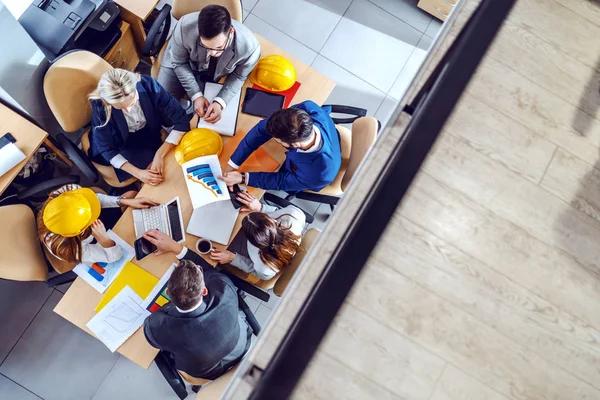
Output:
[142, 207, 168, 234]
[168, 205, 183, 242]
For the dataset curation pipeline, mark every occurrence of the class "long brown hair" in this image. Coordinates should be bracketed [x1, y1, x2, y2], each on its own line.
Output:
[37, 186, 92, 264]
[241, 213, 301, 273]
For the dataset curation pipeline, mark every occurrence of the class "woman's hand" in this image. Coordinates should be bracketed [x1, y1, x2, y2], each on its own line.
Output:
[90, 220, 115, 248]
[136, 169, 164, 186]
[143, 229, 183, 256]
[209, 249, 235, 264]
[149, 155, 165, 176]
[236, 191, 263, 213]
[121, 197, 160, 209]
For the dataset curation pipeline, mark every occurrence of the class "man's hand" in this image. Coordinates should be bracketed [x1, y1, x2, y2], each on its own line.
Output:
[194, 96, 210, 117]
[236, 191, 262, 213]
[90, 220, 115, 248]
[204, 102, 223, 124]
[218, 171, 243, 187]
[223, 165, 236, 174]
[209, 249, 235, 264]
[143, 229, 183, 256]
[121, 197, 160, 209]
[136, 169, 164, 186]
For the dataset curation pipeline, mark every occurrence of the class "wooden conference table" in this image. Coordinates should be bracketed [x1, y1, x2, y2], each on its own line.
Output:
[54, 35, 335, 369]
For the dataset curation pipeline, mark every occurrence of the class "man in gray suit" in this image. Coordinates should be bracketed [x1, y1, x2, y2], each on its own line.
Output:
[158, 5, 260, 124]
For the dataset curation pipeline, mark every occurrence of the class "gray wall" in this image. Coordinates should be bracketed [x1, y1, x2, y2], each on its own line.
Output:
[0, 1, 60, 133]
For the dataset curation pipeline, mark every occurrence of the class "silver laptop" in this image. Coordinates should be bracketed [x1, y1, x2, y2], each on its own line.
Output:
[187, 200, 239, 245]
[133, 197, 185, 243]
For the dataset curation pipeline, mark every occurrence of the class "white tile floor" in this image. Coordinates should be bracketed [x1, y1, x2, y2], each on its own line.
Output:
[0, 1, 442, 399]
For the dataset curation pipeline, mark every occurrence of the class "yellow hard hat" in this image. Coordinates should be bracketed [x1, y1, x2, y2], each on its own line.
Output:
[174, 128, 223, 165]
[249, 55, 297, 92]
[43, 188, 101, 237]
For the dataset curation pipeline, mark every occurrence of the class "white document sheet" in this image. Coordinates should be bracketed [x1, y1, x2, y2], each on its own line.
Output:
[73, 230, 135, 293]
[182, 155, 230, 210]
[87, 286, 151, 352]
[0, 142, 26, 177]
[197, 82, 240, 136]
[187, 200, 239, 245]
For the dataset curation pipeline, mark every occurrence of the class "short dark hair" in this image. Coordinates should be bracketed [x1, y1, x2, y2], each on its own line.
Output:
[266, 108, 314, 144]
[168, 260, 205, 310]
[198, 5, 232, 39]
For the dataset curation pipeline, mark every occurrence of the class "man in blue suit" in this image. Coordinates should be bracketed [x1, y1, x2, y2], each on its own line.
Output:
[219, 101, 342, 193]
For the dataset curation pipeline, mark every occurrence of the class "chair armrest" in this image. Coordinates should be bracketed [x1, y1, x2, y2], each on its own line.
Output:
[295, 191, 340, 206]
[221, 269, 271, 302]
[238, 292, 261, 336]
[263, 192, 315, 224]
[142, 4, 172, 57]
[17, 175, 80, 201]
[325, 104, 368, 125]
[154, 351, 188, 400]
[55, 133, 99, 183]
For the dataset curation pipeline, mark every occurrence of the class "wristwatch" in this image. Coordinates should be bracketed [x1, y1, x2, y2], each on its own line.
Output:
[117, 195, 124, 206]
[241, 172, 247, 185]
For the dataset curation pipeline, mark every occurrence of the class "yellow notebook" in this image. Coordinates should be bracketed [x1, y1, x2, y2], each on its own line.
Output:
[95, 262, 159, 312]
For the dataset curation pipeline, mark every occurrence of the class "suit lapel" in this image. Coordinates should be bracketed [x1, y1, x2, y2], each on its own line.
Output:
[215, 34, 236, 80]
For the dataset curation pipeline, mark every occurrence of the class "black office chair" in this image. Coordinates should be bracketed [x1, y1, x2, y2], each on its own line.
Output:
[142, 4, 173, 58]
[154, 286, 262, 399]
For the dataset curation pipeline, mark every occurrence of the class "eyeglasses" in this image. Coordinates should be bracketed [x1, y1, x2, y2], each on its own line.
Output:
[198, 30, 231, 52]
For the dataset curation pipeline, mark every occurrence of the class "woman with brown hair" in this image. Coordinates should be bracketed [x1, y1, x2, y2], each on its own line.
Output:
[209, 191, 305, 280]
[38, 184, 157, 264]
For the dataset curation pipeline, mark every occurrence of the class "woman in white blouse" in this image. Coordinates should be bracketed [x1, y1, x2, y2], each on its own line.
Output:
[210, 191, 306, 280]
[38, 184, 157, 264]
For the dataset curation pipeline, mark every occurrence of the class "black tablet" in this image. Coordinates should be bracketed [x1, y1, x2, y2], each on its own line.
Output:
[242, 88, 285, 119]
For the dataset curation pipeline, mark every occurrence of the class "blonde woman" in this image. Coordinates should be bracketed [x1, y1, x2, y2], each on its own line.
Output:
[88, 69, 191, 185]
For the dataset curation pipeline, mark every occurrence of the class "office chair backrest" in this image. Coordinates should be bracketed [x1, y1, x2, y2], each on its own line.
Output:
[44, 51, 112, 132]
[273, 228, 320, 297]
[172, 0, 243, 21]
[0, 205, 48, 281]
[341, 116, 378, 192]
[308, 125, 352, 197]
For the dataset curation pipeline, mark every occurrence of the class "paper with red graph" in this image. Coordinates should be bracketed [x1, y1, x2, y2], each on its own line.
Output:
[73, 230, 135, 293]
[142, 264, 176, 313]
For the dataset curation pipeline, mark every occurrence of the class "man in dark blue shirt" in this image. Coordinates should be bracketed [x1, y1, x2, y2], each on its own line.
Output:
[219, 100, 342, 193]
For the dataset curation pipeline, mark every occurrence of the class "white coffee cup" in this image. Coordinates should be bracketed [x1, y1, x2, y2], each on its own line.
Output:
[196, 238, 213, 254]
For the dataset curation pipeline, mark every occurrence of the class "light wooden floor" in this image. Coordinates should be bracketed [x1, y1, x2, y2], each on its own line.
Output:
[290, 0, 600, 398]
